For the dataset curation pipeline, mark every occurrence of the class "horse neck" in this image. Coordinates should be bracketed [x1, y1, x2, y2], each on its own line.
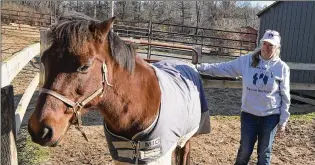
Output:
[99, 56, 161, 138]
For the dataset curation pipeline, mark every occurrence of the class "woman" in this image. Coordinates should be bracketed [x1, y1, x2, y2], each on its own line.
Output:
[197, 30, 290, 165]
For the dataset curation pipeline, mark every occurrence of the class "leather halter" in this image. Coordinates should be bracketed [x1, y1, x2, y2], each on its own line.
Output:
[40, 62, 112, 141]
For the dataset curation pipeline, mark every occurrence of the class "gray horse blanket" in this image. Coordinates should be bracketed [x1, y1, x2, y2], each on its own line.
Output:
[103, 60, 210, 164]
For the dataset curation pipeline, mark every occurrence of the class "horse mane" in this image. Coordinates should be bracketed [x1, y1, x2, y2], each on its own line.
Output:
[47, 11, 135, 72]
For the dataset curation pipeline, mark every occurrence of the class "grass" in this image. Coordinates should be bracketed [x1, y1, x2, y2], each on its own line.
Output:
[290, 112, 315, 121]
[211, 115, 240, 121]
[18, 133, 50, 165]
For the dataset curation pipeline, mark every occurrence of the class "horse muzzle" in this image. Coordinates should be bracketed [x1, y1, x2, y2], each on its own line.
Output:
[28, 122, 55, 146]
[28, 120, 71, 147]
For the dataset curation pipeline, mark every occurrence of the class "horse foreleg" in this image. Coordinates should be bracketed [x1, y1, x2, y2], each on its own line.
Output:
[178, 140, 191, 165]
[174, 146, 180, 164]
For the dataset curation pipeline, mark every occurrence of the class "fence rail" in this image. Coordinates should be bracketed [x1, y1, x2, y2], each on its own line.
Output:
[1, 43, 40, 88]
[114, 20, 257, 56]
[1, 43, 40, 165]
[201, 79, 315, 91]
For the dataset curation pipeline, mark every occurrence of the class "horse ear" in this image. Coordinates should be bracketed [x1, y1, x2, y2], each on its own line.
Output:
[98, 17, 116, 35]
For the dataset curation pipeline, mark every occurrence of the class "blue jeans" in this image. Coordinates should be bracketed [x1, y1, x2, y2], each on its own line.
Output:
[235, 112, 279, 165]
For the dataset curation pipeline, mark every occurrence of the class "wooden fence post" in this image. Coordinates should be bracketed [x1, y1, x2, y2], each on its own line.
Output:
[147, 20, 152, 59]
[240, 41, 243, 56]
[1, 85, 18, 165]
[201, 29, 204, 49]
[195, 27, 199, 44]
[192, 45, 202, 64]
[17, 11, 20, 26]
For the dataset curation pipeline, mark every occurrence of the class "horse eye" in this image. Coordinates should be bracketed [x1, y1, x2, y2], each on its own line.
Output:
[77, 65, 90, 73]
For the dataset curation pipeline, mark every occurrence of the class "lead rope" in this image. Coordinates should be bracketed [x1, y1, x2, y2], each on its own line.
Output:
[72, 104, 89, 141]
[75, 62, 113, 141]
[74, 62, 112, 141]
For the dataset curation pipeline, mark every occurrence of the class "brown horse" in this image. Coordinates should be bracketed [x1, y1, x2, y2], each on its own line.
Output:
[28, 12, 210, 165]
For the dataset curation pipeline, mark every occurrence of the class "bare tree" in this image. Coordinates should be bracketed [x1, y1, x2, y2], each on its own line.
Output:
[116, 1, 126, 20]
[7, 1, 263, 32]
[195, 1, 202, 35]
[131, 1, 141, 21]
[140, 1, 159, 22]
[203, 1, 220, 28]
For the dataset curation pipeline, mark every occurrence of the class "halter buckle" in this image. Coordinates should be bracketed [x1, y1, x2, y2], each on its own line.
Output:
[102, 62, 113, 87]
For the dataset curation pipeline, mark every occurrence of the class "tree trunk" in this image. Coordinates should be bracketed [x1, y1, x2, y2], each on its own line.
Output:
[195, 1, 200, 36]
[94, 1, 97, 19]
[181, 1, 184, 33]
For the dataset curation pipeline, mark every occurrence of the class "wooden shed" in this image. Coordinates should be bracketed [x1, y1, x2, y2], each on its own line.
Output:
[257, 1, 315, 84]
[257, 1, 315, 98]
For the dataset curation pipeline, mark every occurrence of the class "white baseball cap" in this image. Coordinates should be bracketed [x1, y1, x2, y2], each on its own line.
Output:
[261, 30, 281, 46]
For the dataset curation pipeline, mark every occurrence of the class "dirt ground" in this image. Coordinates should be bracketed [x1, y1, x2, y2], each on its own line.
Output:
[3, 25, 315, 165]
[15, 88, 315, 165]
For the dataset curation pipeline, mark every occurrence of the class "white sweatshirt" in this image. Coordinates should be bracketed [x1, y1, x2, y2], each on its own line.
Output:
[197, 54, 291, 127]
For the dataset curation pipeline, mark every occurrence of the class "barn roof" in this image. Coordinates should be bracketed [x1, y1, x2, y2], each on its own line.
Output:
[256, 1, 281, 17]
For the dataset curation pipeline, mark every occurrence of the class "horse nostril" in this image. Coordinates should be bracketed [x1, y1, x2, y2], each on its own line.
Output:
[41, 126, 53, 141]
[41, 127, 49, 138]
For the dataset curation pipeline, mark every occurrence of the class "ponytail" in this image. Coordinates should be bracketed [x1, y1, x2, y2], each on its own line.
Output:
[251, 49, 261, 68]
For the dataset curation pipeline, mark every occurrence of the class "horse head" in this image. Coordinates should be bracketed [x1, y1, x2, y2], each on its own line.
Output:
[28, 13, 142, 146]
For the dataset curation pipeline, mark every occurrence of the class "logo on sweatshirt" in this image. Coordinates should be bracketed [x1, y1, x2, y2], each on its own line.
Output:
[252, 71, 274, 88]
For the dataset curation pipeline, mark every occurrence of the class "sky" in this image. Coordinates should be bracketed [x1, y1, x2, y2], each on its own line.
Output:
[251, 1, 276, 7]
